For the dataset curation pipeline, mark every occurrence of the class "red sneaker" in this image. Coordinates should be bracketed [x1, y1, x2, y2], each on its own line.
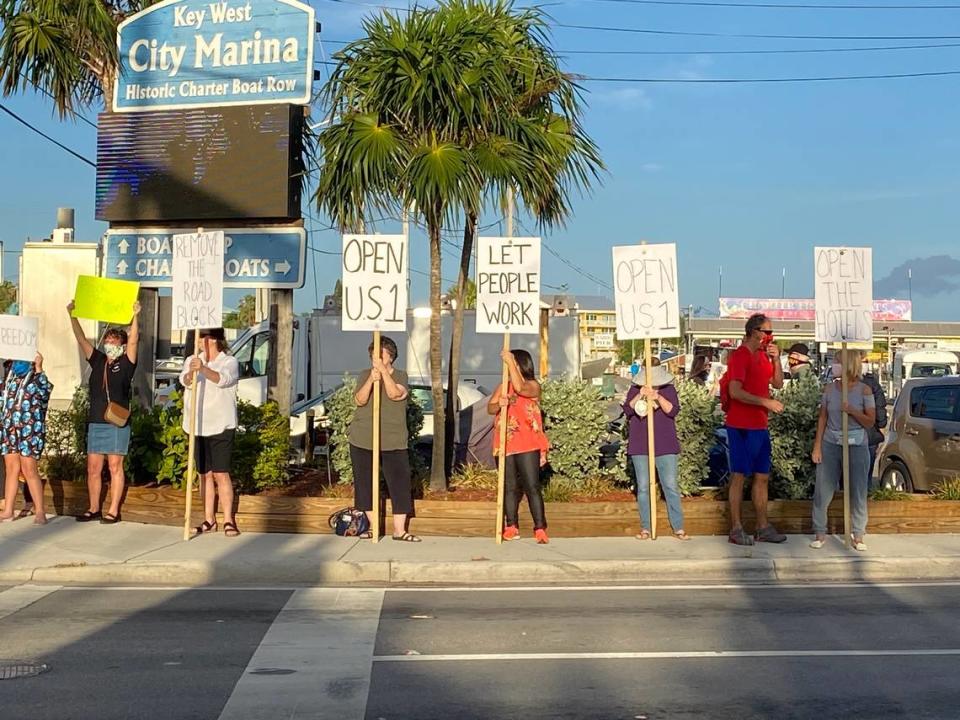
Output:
[534, 528, 549, 545]
[502, 525, 520, 541]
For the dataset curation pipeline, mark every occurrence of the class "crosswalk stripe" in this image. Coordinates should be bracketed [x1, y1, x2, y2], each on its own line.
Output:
[216, 588, 385, 720]
[0, 584, 61, 621]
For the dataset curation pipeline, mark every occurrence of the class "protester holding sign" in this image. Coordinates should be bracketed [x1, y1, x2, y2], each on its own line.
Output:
[68, 300, 140, 524]
[349, 336, 420, 542]
[623, 359, 688, 541]
[810, 351, 876, 552]
[180, 329, 241, 538]
[0, 355, 53, 524]
[487, 349, 550, 544]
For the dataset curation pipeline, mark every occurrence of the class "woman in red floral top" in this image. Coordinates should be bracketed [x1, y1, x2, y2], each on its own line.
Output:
[488, 349, 550, 544]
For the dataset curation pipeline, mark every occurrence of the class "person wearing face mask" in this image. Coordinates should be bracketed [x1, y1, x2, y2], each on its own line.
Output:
[68, 300, 140, 524]
[786, 343, 813, 380]
[0, 355, 53, 524]
[722, 313, 786, 546]
[181, 328, 241, 537]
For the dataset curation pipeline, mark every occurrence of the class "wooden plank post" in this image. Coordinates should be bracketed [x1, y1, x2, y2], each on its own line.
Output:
[182, 329, 201, 541]
[644, 337, 658, 540]
[496, 332, 510, 545]
[371, 330, 382, 543]
[841, 343, 851, 548]
[539, 307, 550, 379]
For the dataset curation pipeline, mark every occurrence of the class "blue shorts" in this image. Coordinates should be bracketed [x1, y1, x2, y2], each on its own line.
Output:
[726, 427, 772, 476]
[87, 422, 131, 456]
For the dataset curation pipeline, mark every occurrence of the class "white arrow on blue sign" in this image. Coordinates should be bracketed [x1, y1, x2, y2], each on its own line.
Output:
[104, 227, 306, 289]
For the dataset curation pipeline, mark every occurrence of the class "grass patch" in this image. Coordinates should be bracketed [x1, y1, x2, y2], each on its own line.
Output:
[869, 487, 911, 501]
[932, 477, 960, 501]
[450, 463, 498, 492]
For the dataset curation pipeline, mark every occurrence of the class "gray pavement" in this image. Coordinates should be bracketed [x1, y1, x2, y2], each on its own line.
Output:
[3, 515, 960, 585]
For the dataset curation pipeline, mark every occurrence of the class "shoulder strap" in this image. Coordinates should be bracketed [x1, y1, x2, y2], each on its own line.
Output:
[103, 361, 111, 403]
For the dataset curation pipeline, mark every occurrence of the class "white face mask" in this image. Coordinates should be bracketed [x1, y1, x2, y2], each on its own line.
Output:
[104, 343, 124, 361]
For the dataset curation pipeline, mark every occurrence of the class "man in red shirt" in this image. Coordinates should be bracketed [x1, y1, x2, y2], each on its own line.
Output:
[726, 314, 786, 546]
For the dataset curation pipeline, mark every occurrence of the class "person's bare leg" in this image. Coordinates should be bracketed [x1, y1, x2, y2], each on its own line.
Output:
[392, 513, 407, 537]
[105, 454, 126, 518]
[215, 473, 237, 533]
[20, 457, 46, 524]
[728, 472, 746, 530]
[86, 454, 105, 513]
[0, 454, 21, 520]
[752, 473, 770, 529]
[203, 472, 217, 525]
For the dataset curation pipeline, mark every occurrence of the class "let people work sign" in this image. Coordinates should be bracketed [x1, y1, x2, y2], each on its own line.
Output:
[0, 316, 39, 362]
[814, 246, 874, 343]
[612, 243, 680, 340]
[113, 0, 315, 112]
[172, 231, 226, 330]
[341, 235, 408, 333]
[476, 237, 541, 335]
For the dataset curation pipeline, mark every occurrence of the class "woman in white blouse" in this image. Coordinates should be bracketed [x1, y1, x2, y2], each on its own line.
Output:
[180, 328, 241, 537]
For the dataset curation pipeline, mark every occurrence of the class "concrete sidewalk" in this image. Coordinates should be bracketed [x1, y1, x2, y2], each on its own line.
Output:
[2, 515, 959, 586]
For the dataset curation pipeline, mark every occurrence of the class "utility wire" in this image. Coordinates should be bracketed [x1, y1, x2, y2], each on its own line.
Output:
[554, 21, 960, 40]
[558, 41, 960, 55]
[0, 102, 96, 168]
[583, 68, 960, 81]
[558, 0, 960, 9]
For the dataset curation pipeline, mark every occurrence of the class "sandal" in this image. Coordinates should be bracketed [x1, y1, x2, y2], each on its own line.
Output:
[357, 531, 373, 539]
[100, 512, 121, 525]
[635, 530, 652, 540]
[224, 522, 241, 538]
[17, 505, 35, 520]
[392, 532, 422, 542]
[194, 520, 218, 536]
[673, 530, 692, 541]
[76, 510, 101, 522]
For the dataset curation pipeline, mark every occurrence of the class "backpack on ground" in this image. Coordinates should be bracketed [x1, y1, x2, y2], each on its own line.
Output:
[328, 507, 370, 537]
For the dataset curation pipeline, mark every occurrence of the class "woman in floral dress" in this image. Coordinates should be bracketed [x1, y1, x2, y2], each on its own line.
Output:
[0, 354, 53, 524]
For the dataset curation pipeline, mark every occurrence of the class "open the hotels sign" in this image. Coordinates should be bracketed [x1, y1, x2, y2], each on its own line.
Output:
[113, 0, 315, 112]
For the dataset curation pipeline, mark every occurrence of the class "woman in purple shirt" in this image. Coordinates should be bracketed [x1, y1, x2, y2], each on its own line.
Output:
[623, 360, 689, 540]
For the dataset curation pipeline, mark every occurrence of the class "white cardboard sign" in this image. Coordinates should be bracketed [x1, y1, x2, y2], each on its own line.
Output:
[341, 234, 408, 332]
[0, 315, 39, 362]
[171, 231, 225, 331]
[476, 236, 541, 335]
[814, 246, 873, 344]
[612, 243, 680, 340]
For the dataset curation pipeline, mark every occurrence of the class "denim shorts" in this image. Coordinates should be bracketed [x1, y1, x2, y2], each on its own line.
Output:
[87, 422, 131, 456]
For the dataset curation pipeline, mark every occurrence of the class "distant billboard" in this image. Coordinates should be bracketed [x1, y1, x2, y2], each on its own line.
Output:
[719, 297, 912, 322]
[95, 103, 303, 222]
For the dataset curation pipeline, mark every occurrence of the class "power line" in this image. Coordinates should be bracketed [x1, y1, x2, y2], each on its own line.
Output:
[583, 67, 960, 81]
[561, 0, 960, 9]
[559, 41, 960, 55]
[554, 21, 960, 40]
[0, 102, 96, 168]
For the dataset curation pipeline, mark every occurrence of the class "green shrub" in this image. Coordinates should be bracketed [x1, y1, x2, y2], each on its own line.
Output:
[157, 390, 188, 487]
[42, 386, 89, 482]
[931, 477, 960, 501]
[870, 486, 911, 501]
[675, 380, 721, 496]
[540, 378, 608, 485]
[327, 374, 425, 488]
[125, 403, 164, 484]
[251, 401, 292, 491]
[450, 463, 497, 491]
[769, 373, 822, 499]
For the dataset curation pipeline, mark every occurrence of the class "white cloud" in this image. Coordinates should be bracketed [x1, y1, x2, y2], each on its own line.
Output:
[593, 87, 652, 111]
[641, 163, 662, 173]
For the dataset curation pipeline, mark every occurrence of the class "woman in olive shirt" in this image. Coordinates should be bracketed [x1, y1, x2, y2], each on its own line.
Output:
[349, 336, 420, 542]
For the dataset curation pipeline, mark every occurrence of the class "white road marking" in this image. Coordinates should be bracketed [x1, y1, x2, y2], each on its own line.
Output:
[374, 649, 960, 662]
[0, 584, 61, 621]
[216, 588, 384, 720]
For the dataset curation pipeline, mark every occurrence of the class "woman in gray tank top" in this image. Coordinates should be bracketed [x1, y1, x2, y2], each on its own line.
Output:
[810, 351, 876, 551]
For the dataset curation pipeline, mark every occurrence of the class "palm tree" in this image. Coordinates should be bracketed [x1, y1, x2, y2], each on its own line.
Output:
[0, 0, 141, 116]
[315, 0, 602, 490]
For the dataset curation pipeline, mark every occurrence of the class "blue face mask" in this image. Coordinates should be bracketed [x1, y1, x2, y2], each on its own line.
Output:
[11, 361, 31, 377]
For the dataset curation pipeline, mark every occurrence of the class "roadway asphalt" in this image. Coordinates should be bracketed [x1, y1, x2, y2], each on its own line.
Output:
[2, 583, 960, 719]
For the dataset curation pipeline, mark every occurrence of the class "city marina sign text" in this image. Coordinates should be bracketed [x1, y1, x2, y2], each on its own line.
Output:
[114, 0, 315, 111]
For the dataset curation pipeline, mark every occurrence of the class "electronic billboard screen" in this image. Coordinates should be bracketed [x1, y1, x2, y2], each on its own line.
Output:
[96, 104, 303, 222]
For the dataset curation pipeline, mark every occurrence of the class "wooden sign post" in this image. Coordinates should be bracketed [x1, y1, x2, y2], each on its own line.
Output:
[612, 242, 681, 540]
[341, 233, 408, 542]
[814, 246, 873, 548]
[171, 229, 225, 541]
[476, 192, 541, 543]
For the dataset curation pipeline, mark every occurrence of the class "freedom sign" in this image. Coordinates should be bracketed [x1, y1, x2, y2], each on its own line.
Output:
[814, 246, 874, 344]
[476, 237, 541, 335]
[113, 0, 315, 112]
[0, 316, 39, 362]
[341, 234, 408, 332]
[172, 231, 225, 331]
[612, 243, 680, 340]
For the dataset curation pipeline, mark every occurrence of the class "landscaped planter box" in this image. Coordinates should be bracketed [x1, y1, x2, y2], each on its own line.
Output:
[31, 480, 960, 537]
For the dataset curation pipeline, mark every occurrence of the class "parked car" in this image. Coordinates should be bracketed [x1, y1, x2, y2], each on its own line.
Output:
[879, 376, 960, 492]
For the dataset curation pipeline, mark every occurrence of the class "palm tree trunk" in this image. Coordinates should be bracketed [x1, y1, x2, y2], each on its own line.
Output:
[444, 210, 477, 479]
[428, 215, 447, 491]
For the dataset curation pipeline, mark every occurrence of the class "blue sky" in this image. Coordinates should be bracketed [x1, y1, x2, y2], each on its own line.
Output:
[3, 0, 960, 319]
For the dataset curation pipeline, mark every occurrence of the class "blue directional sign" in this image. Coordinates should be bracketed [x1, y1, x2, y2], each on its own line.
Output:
[113, 0, 315, 112]
[104, 227, 306, 289]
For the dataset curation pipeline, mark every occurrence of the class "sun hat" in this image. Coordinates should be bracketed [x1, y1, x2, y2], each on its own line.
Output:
[631, 365, 674, 388]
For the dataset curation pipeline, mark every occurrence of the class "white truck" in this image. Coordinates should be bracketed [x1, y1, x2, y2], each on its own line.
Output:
[892, 349, 959, 397]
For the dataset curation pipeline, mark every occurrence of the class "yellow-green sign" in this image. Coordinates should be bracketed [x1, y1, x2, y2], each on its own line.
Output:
[72, 276, 140, 325]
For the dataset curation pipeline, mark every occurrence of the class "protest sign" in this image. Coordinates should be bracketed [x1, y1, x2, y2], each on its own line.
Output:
[72, 276, 141, 325]
[0, 315, 39, 362]
[814, 247, 874, 344]
[612, 243, 680, 340]
[476, 237, 541, 335]
[341, 234, 408, 332]
[172, 231, 225, 331]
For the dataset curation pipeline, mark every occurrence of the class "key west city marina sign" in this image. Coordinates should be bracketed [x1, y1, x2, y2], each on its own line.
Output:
[113, 0, 316, 111]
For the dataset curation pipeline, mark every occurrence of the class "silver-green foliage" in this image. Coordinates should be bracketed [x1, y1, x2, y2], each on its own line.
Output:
[540, 378, 608, 485]
[675, 380, 721, 496]
[769, 373, 822, 499]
